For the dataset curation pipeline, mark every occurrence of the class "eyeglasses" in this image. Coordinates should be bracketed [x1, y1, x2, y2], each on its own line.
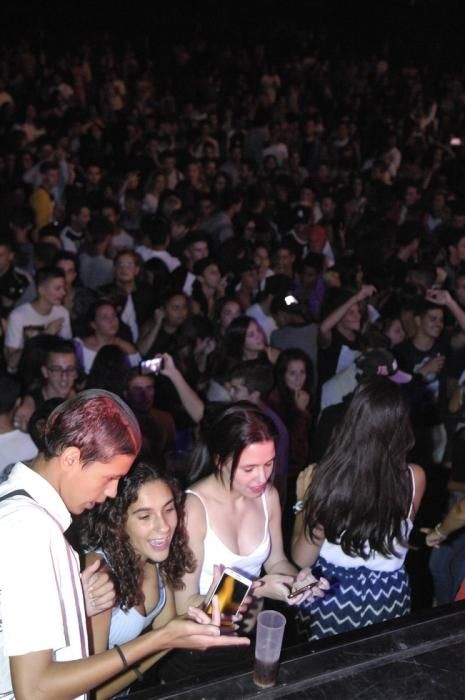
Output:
[46, 366, 78, 376]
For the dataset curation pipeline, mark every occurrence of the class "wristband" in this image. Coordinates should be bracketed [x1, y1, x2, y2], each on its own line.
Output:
[434, 523, 447, 541]
[293, 500, 304, 514]
[114, 644, 144, 683]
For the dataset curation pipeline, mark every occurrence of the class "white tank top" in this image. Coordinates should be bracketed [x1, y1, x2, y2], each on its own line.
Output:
[319, 466, 416, 572]
[93, 549, 166, 647]
[186, 489, 271, 594]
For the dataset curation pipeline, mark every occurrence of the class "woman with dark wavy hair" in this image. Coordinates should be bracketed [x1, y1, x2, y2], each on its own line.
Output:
[292, 377, 426, 640]
[78, 461, 195, 698]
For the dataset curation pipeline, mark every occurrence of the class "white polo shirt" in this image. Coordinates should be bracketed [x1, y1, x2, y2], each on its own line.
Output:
[0, 463, 88, 699]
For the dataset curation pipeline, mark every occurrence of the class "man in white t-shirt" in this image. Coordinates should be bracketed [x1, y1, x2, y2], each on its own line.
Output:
[4, 267, 72, 373]
[136, 216, 181, 272]
[0, 377, 37, 475]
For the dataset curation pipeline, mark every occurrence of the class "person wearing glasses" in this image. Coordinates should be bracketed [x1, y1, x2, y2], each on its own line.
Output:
[14, 339, 78, 432]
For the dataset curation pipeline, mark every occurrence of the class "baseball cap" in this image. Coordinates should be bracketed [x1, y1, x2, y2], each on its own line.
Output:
[355, 349, 411, 384]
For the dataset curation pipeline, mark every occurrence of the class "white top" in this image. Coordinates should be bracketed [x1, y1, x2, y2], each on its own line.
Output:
[320, 362, 359, 411]
[5, 303, 72, 350]
[320, 466, 416, 573]
[0, 463, 88, 699]
[135, 247, 181, 272]
[73, 337, 141, 375]
[182, 271, 196, 297]
[93, 550, 166, 648]
[246, 304, 277, 342]
[0, 431, 38, 476]
[60, 226, 85, 254]
[186, 490, 271, 594]
[121, 295, 138, 343]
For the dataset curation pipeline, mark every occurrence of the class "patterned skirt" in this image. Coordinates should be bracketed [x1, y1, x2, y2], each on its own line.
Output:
[295, 556, 411, 641]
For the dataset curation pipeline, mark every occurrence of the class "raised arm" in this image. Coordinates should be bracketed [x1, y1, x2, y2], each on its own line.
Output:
[137, 308, 165, 357]
[318, 285, 376, 348]
[426, 288, 465, 334]
[161, 353, 205, 424]
[258, 487, 325, 605]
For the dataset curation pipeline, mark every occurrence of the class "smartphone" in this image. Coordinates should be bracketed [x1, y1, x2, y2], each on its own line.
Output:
[140, 356, 164, 375]
[202, 568, 253, 622]
[287, 580, 321, 599]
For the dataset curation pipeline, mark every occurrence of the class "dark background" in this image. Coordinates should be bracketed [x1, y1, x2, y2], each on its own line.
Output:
[1, 0, 464, 65]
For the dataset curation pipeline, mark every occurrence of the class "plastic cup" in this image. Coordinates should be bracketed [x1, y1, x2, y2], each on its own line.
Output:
[253, 610, 287, 688]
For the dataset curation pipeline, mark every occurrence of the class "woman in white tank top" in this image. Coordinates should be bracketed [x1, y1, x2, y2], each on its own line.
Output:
[292, 378, 426, 640]
[175, 402, 329, 625]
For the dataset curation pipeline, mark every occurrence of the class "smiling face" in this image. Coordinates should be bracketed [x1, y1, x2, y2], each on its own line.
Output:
[339, 303, 361, 334]
[222, 440, 275, 498]
[42, 351, 78, 398]
[39, 276, 66, 306]
[417, 308, 444, 340]
[63, 452, 135, 514]
[125, 480, 178, 563]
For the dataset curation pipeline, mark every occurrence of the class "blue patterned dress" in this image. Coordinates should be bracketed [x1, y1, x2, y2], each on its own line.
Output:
[296, 467, 415, 640]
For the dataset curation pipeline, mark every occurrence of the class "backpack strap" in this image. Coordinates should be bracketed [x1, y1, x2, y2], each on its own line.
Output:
[0, 489, 33, 503]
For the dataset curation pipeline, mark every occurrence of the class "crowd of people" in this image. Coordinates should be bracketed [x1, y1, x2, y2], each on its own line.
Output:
[2, 6, 465, 697]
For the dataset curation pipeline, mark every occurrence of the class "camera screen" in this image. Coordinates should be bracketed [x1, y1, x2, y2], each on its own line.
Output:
[140, 357, 163, 375]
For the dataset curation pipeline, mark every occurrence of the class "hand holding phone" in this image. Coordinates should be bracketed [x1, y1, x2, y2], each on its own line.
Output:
[202, 568, 253, 625]
[287, 567, 330, 605]
[140, 356, 164, 375]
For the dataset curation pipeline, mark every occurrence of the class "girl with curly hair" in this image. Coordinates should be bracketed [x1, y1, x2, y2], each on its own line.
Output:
[78, 461, 196, 698]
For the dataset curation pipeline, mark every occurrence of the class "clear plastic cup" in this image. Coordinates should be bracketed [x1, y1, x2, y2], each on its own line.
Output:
[253, 610, 287, 688]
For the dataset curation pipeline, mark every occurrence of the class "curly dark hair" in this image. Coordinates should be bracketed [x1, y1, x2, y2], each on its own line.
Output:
[77, 462, 195, 611]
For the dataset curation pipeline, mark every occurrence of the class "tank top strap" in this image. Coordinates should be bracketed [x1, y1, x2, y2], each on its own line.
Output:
[261, 491, 269, 533]
[407, 464, 416, 519]
[185, 489, 211, 529]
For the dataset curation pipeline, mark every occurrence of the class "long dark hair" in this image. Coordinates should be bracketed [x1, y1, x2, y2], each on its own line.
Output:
[78, 462, 195, 610]
[303, 378, 415, 558]
[188, 401, 277, 487]
[222, 316, 261, 361]
[275, 348, 313, 413]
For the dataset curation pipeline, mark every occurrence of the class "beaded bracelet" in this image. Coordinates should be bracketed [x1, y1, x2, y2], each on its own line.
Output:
[114, 644, 144, 683]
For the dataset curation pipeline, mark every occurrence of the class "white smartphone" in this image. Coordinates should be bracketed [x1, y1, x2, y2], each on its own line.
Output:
[202, 568, 253, 623]
[140, 356, 164, 375]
